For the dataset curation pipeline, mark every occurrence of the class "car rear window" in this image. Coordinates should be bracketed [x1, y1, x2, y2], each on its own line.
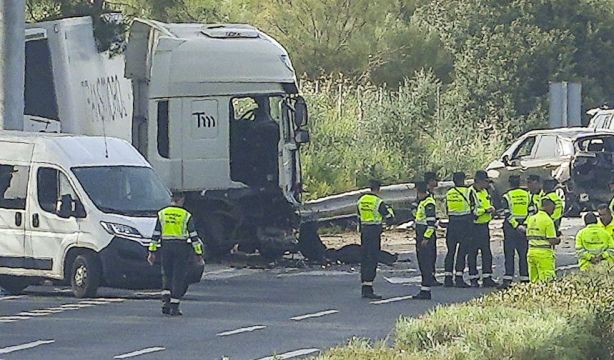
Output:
[576, 136, 614, 152]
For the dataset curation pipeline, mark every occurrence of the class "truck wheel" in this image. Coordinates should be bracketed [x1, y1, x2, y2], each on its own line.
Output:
[297, 221, 326, 261]
[258, 244, 286, 261]
[70, 254, 101, 298]
[0, 275, 30, 295]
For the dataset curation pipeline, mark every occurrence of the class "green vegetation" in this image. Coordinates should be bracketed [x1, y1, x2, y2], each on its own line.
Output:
[315, 264, 614, 359]
[25, 0, 614, 197]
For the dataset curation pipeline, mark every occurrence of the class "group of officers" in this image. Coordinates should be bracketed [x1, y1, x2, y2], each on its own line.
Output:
[357, 171, 614, 300]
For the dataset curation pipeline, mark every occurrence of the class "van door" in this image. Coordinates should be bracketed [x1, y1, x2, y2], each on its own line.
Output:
[0, 143, 33, 272]
[26, 166, 81, 277]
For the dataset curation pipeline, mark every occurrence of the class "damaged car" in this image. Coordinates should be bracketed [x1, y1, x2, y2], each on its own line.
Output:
[486, 128, 614, 215]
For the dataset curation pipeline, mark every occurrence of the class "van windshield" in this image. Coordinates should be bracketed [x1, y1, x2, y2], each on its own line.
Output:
[72, 166, 171, 216]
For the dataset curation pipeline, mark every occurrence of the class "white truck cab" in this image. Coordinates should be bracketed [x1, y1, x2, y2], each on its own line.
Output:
[0, 131, 204, 297]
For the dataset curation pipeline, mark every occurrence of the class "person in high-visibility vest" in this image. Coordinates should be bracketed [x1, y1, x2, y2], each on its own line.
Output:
[525, 198, 560, 283]
[500, 175, 530, 288]
[424, 172, 443, 287]
[411, 181, 437, 300]
[148, 192, 204, 316]
[527, 174, 543, 216]
[467, 170, 498, 287]
[596, 204, 614, 265]
[575, 212, 613, 270]
[444, 172, 472, 288]
[542, 179, 565, 232]
[357, 180, 395, 299]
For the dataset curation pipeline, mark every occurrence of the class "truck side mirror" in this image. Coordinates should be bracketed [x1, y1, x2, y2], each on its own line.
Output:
[57, 194, 73, 219]
[294, 96, 308, 128]
[295, 129, 310, 144]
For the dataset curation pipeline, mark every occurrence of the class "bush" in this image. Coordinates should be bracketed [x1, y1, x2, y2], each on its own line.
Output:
[316, 264, 614, 360]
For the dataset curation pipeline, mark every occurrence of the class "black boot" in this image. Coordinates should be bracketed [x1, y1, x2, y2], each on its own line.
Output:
[162, 294, 171, 315]
[444, 276, 454, 287]
[497, 280, 512, 289]
[470, 279, 480, 288]
[411, 290, 431, 300]
[455, 276, 470, 288]
[483, 277, 498, 288]
[361, 285, 382, 300]
[169, 303, 183, 316]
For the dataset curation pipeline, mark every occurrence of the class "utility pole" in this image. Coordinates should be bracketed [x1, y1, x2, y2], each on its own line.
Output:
[0, 0, 25, 131]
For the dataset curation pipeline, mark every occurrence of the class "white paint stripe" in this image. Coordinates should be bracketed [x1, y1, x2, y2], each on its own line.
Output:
[0, 316, 31, 321]
[0, 295, 24, 301]
[0, 340, 55, 354]
[0, 320, 17, 323]
[277, 270, 354, 278]
[30, 309, 65, 314]
[113, 347, 166, 359]
[290, 310, 338, 321]
[217, 325, 266, 337]
[17, 312, 51, 317]
[79, 300, 113, 305]
[256, 348, 320, 360]
[370, 295, 414, 305]
[96, 298, 125, 303]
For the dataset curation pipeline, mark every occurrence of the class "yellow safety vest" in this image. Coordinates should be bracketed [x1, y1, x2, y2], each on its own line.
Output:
[416, 195, 436, 225]
[609, 197, 614, 216]
[528, 190, 544, 215]
[446, 187, 472, 216]
[503, 188, 530, 228]
[526, 211, 557, 250]
[544, 191, 564, 221]
[159, 206, 191, 240]
[472, 187, 492, 224]
[575, 224, 612, 270]
[358, 194, 384, 225]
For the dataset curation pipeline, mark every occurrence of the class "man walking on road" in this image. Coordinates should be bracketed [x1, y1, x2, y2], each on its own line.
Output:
[444, 172, 472, 288]
[412, 182, 437, 300]
[424, 172, 442, 286]
[148, 192, 204, 316]
[500, 175, 530, 288]
[357, 180, 395, 299]
[575, 212, 613, 270]
[526, 198, 560, 283]
[467, 170, 498, 288]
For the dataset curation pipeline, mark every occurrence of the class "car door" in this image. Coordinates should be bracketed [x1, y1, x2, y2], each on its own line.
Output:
[522, 135, 564, 181]
[0, 161, 31, 271]
[26, 166, 81, 277]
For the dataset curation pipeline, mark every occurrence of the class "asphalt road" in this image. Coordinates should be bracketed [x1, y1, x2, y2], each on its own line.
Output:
[0, 219, 583, 360]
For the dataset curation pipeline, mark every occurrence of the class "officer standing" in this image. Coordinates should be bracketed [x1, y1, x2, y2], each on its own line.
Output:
[357, 180, 395, 299]
[424, 172, 442, 286]
[443, 172, 472, 288]
[148, 192, 204, 316]
[412, 182, 437, 300]
[542, 179, 564, 232]
[525, 198, 560, 283]
[598, 204, 614, 235]
[527, 175, 543, 216]
[468, 170, 498, 288]
[500, 175, 530, 288]
[575, 212, 613, 271]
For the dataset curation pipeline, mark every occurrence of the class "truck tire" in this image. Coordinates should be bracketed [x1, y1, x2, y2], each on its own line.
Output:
[70, 254, 101, 298]
[0, 275, 30, 295]
[297, 221, 326, 261]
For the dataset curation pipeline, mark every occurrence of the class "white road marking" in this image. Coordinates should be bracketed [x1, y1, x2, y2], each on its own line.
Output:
[370, 295, 414, 305]
[277, 270, 355, 278]
[17, 312, 51, 317]
[204, 268, 260, 280]
[113, 347, 166, 359]
[0, 340, 54, 354]
[78, 300, 115, 305]
[0, 316, 31, 321]
[256, 348, 320, 360]
[30, 308, 65, 314]
[59, 303, 94, 308]
[0, 295, 24, 301]
[290, 310, 338, 321]
[217, 325, 266, 337]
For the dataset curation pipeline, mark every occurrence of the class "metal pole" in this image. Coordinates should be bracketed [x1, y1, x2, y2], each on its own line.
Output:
[0, 0, 25, 131]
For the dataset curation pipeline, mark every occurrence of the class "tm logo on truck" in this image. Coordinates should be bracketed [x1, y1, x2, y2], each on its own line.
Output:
[193, 112, 216, 128]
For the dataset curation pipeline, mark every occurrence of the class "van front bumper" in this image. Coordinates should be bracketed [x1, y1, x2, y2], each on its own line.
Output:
[99, 237, 204, 290]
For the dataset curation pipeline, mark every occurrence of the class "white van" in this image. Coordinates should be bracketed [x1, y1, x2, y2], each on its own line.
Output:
[0, 131, 204, 297]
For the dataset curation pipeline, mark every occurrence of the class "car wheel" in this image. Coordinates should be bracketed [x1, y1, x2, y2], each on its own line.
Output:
[0, 275, 30, 295]
[70, 253, 101, 298]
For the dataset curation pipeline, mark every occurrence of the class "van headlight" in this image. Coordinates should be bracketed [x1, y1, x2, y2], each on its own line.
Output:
[100, 221, 143, 238]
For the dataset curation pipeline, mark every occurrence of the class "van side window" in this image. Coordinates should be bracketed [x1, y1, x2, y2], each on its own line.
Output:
[37, 167, 78, 214]
[157, 100, 170, 159]
[0, 164, 29, 210]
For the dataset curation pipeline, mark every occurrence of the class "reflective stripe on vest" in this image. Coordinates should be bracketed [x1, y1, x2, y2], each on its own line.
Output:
[473, 188, 492, 224]
[526, 211, 556, 249]
[358, 194, 383, 225]
[416, 195, 436, 225]
[446, 187, 471, 216]
[158, 207, 190, 240]
[503, 188, 530, 221]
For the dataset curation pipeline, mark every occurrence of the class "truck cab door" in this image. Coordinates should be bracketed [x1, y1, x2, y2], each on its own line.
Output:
[279, 98, 300, 203]
[0, 143, 34, 272]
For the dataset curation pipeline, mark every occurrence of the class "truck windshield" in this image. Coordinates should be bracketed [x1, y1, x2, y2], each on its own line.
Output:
[72, 166, 170, 216]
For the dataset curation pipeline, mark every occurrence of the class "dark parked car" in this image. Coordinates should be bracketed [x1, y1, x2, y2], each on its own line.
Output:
[486, 128, 614, 215]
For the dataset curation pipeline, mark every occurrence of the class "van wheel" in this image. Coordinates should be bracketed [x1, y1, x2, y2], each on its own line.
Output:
[0, 275, 30, 295]
[70, 254, 101, 298]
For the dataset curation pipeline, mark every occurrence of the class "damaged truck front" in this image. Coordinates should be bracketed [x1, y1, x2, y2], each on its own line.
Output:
[486, 128, 614, 215]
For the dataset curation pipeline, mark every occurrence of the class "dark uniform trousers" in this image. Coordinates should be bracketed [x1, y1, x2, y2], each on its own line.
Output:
[416, 224, 435, 288]
[360, 225, 382, 283]
[468, 223, 494, 279]
[161, 240, 193, 301]
[445, 216, 472, 275]
[502, 222, 528, 279]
